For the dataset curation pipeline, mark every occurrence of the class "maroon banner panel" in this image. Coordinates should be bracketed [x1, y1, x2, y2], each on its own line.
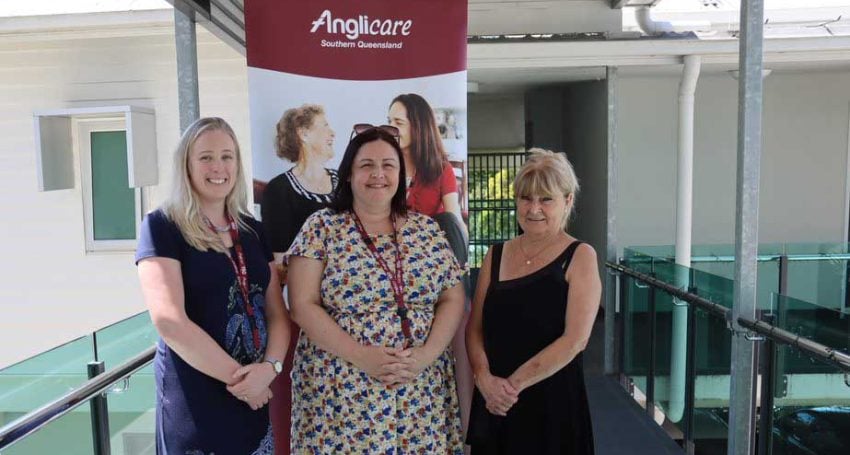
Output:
[246, 0, 467, 80]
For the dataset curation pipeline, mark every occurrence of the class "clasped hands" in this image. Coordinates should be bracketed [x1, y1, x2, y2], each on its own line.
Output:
[476, 371, 520, 417]
[226, 362, 276, 410]
[354, 344, 434, 386]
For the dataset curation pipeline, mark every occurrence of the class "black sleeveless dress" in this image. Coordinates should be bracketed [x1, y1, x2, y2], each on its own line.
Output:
[466, 241, 595, 454]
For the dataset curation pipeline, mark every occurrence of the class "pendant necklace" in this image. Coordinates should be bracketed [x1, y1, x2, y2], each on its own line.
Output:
[518, 233, 555, 265]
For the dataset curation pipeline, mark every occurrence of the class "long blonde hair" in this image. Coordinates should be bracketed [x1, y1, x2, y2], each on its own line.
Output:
[162, 117, 252, 253]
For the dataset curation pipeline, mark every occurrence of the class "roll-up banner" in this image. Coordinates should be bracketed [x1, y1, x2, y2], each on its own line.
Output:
[247, 1, 468, 221]
[245, 1, 468, 451]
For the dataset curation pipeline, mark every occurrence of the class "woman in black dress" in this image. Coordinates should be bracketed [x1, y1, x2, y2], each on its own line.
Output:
[136, 117, 289, 454]
[262, 104, 338, 262]
[466, 148, 601, 454]
[260, 104, 338, 453]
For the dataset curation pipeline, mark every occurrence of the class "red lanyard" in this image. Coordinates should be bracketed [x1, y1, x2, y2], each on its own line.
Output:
[204, 213, 261, 351]
[350, 211, 411, 345]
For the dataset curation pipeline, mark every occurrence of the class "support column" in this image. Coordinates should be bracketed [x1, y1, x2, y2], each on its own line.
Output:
[729, 0, 765, 453]
[604, 66, 619, 376]
[175, 4, 200, 132]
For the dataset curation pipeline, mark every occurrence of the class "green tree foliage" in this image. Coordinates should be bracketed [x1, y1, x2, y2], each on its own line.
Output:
[468, 166, 520, 268]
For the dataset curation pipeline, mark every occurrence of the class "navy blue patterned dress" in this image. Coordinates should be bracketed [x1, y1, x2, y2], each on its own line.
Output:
[136, 209, 275, 455]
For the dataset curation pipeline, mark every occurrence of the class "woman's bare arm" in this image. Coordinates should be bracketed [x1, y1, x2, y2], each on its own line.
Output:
[139, 257, 242, 384]
[262, 261, 290, 365]
[466, 247, 493, 378]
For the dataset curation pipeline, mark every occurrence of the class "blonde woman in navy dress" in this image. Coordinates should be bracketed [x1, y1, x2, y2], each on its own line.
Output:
[136, 117, 289, 454]
[466, 149, 601, 454]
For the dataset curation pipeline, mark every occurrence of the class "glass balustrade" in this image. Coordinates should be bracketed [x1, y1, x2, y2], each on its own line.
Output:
[620, 243, 850, 454]
[0, 311, 157, 454]
[0, 335, 94, 427]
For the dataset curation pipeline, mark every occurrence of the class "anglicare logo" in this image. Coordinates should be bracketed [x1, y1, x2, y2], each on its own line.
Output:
[309, 9, 413, 41]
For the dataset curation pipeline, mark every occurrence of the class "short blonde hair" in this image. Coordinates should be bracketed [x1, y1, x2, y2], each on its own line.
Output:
[162, 117, 251, 253]
[514, 148, 580, 226]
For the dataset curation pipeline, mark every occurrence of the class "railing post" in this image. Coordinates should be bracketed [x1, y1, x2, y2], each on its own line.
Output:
[614, 268, 627, 378]
[682, 297, 697, 455]
[775, 257, 789, 400]
[778, 255, 788, 296]
[845, 258, 850, 312]
[757, 312, 776, 455]
[646, 276, 657, 419]
[87, 362, 111, 455]
[618, 263, 628, 385]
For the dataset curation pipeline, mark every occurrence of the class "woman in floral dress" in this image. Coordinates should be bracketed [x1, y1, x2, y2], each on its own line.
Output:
[286, 125, 466, 454]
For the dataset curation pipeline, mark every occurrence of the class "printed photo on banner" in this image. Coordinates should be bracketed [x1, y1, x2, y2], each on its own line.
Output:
[246, 2, 469, 266]
[245, 2, 469, 452]
[249, 73, 469, 239]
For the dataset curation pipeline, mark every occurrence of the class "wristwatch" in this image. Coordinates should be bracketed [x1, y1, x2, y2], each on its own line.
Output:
[264, 358, 283, 375]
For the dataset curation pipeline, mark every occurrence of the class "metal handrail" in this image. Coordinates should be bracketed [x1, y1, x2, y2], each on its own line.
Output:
[0, 345, 156, 451]
[606, 261, 850, 374]
[737, 317, 850, 372]
[606, 262, 730, 319]
[625, 252, 850, 264]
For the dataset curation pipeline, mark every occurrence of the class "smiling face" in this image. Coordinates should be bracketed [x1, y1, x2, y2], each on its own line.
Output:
[188, 129, 238, 207]
[516, 192, 573, 236]
[301, 113, 335, 161]
[387, 101, 412, 152]
[350, 139, 401, 210]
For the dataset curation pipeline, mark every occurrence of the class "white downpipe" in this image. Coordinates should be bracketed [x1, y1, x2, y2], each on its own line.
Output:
[635, 5, 674, 35]
[669, 54, 701, 424]
[634, 5, 712, 36]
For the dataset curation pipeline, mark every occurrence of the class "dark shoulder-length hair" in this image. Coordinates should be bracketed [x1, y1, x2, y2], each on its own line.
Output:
[330, 128, 408, 217]
[390, 93, 447, 185]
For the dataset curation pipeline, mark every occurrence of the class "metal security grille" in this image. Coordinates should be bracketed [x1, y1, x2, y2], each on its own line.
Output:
[468, 151, 527, 268]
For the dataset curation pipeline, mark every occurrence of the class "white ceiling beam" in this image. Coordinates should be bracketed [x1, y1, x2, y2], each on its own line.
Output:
[468, 36, 850, 69]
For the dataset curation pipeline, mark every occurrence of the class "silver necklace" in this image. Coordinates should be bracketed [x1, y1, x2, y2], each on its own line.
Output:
[204, 216, 230, 233]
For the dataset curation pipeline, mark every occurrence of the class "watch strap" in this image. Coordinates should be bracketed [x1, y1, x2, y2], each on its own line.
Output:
[264, 358, 282, 375]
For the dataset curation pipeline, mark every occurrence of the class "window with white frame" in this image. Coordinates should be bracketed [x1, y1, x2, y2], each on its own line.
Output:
[34, 106, 158, 253]
[77, 118, 142, 252]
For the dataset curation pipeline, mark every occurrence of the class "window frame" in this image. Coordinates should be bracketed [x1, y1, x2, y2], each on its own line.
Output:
[76, 118, 142, 253]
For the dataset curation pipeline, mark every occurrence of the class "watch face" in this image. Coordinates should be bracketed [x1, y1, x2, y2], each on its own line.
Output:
[273, 361, 283, 374]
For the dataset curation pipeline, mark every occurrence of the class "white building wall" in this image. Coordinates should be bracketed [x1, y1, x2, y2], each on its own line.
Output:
[0, 14, 250, 368]
[616, 70, 850, 251]
[462, 69, 850, 255]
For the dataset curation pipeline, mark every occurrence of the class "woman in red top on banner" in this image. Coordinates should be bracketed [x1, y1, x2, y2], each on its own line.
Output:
[387, 93, 464, 223]
[389, 93, 475, 439]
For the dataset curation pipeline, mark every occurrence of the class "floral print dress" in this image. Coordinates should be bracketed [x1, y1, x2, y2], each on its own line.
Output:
[287, 209, 464, 454]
